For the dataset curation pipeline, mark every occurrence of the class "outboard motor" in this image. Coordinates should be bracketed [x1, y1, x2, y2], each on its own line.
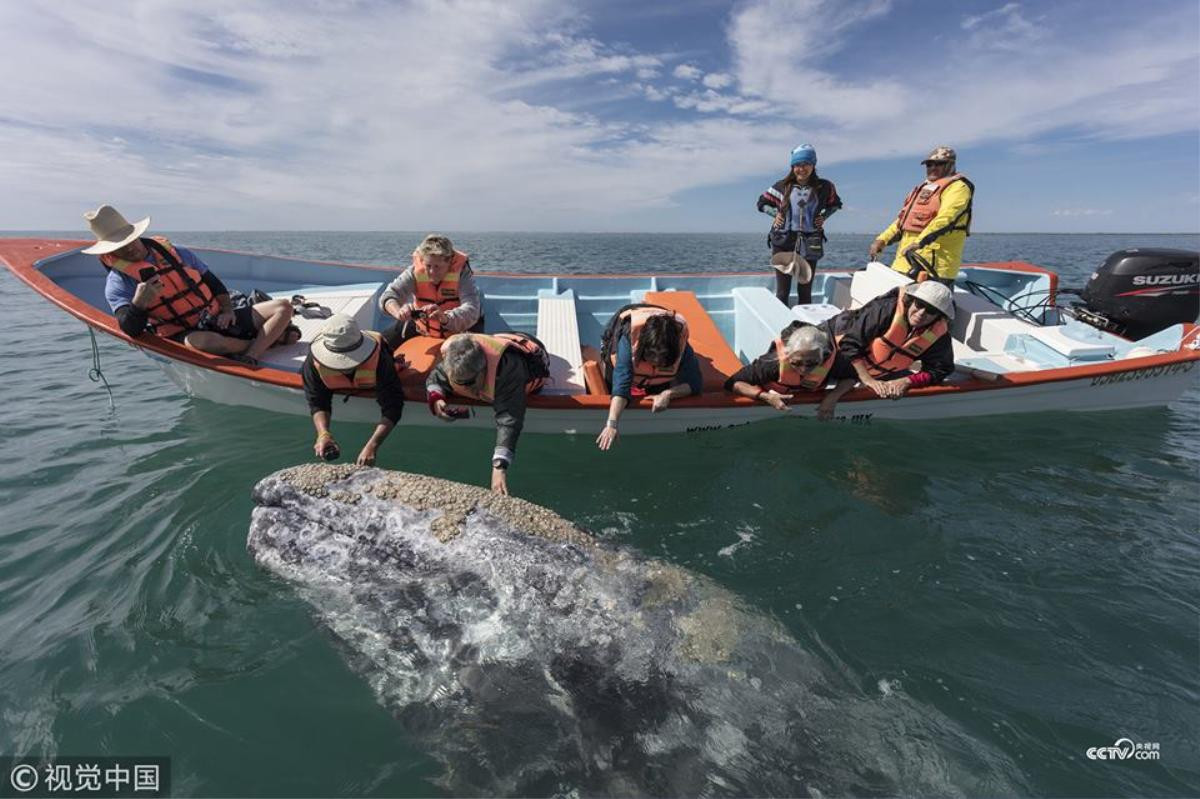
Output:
[1073, 248, 1199, 339]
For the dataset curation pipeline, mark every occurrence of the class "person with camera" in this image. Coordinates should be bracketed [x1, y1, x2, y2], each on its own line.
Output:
[867, 146, 974, 285]
[84, 205, 295, 363]
[302, 314, 405, 466]
[756, 144, 842, 306]
[378, 234, 484, 347]
[425, 332, 550, 495]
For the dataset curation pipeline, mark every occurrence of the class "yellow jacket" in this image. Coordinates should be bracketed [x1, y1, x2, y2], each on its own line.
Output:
[875, 178, 973, 279]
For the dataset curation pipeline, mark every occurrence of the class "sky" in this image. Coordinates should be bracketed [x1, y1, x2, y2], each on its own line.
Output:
[0, 0, 1197, 233]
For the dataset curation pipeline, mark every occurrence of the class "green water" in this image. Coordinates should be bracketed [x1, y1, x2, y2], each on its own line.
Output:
[1, 233, 1198, 796]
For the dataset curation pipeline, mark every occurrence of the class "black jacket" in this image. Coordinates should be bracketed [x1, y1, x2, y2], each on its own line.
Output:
[832, 288, 954, 383]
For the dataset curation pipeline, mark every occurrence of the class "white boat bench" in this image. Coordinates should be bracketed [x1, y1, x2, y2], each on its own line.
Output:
[257, 282, 385, 371]
[731, 287, 794, 362]
[536, 289, 587, 395]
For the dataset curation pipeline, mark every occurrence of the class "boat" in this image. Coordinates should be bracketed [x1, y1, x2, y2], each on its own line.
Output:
[3, 238, 1198, 434]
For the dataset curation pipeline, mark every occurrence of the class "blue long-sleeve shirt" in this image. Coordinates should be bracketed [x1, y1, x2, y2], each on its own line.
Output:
[610, 333, 703, 400]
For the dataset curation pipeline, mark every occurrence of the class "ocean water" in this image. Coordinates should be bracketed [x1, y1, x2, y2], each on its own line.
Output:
[1, 232, 1198, 797]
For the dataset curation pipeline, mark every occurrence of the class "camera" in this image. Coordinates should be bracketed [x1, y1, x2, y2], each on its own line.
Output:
[320, 441, 341, 461]
[138, 267, 157, 282]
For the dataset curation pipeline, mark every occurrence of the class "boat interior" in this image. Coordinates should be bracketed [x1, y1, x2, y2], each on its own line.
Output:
[35, 247, 1186, 396]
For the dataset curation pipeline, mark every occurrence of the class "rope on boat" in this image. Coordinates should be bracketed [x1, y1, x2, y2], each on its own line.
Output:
[87, 327, 116, 412]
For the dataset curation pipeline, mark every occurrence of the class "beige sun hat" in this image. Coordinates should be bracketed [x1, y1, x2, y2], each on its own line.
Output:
[81, 205, 151, 255]
[770, 251, 813, 283]
[906, 280, 956, 320]
[310, 314, 379, 371]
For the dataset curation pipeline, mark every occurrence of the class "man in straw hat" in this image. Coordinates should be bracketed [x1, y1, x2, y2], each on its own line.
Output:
[302, 314, 405, 466]
[84, 204, 295, 363]
[832, 280, 956, 400]
[867, 146, 975, 284]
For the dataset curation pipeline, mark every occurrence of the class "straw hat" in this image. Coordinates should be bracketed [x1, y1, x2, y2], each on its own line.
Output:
[310, 314, 378, 371]
[81, 205, 150, 255]
[906, 281, 955, 320]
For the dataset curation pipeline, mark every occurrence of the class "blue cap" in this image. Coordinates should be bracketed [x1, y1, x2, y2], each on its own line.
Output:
[789, 144, 817, 166]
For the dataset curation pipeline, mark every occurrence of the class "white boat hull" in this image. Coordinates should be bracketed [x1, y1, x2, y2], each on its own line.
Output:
[148, 347, 1198, 433]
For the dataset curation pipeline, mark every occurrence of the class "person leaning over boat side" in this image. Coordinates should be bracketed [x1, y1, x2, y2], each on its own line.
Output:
[725, 322, 857, 421]
[426, 332, 550, 495]
[833, 281, 955, 400]
[84, 205, 294, 364]
[756, 143, 842, 306]
[302, 314, 405, 466]
[867, 146, 974, 285]
[378, 234, 483, 347]
[595, 304, 703, 450]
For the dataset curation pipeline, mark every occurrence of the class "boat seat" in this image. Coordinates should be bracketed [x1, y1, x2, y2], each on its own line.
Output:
[536, 290, 586, 395]
[792, 302, 841, 326]
[581, 345, 606, 395]
[644, 290, 743, 390]
[849, 262, 912, 308]
[731, 287, 794, 362]
[257, 282, 385, 371]
[1005, 327, 1115, 367]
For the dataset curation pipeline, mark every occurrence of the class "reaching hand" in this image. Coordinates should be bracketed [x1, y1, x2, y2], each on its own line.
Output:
[761, 390, 792, 411]
[433, 399, 454, 421]
[491, 467, 509, 495]
[817, 396, 838, 421]
[651, 393, 672, 413]
[596, 424, 619, 451]
[313, 432, 339, 461]
[355, 445, 377, 466]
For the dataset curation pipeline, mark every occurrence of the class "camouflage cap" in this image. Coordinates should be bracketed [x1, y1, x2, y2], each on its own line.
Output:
[922, 146, 956, 164]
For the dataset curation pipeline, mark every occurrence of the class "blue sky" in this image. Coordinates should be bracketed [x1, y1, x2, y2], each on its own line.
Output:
[0, 0, 1196, 233]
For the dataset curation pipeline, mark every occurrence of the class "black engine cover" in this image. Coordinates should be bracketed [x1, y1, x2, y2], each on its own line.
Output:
[1080, 248, 1199, 339]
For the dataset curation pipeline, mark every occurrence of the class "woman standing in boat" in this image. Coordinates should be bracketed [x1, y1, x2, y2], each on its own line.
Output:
[756, 144, 842, 306]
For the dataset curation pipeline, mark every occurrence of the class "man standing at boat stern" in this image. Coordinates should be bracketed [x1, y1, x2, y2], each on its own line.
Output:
[83, 205, 294, 362]
[868, 147, 975, 284]
[303, 314, 405, 466]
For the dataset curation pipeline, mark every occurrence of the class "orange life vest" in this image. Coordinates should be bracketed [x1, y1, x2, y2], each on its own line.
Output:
[608, 306, 690, 394]
[766, 337, 836, 392]
[447, 333, 546, 403]
[853, 287, 949, 378]
[895, 173, 972, 234]
[412, 250, 469, 337]
[313, 331, 388, 390]
[99, 236, 219, 338]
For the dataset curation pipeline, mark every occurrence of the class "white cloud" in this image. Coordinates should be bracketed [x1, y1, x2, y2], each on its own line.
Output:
[1051, 208, 1114, 217]
[701, 72, 734, 89]
[961, 3, 1044, 52]
[0, 0, 1194, 231]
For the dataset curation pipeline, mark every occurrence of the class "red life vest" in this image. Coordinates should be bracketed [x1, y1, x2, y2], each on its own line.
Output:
[852, 287, 949, 378]
[608, 306, 690, 394]
[895, 173, 972, 234]
[313, 331, 389, 390]
[765, 337, 836, 392]
[99, 236, 219, 338]
[412, 250, 469, 337]
[447, 333, 546, 403]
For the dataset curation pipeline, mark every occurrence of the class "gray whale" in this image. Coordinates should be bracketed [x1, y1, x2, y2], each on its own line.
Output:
[248, 464, 1023, 797]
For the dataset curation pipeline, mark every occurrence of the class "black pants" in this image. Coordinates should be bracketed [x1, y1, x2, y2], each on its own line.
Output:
[382, 315, 485, 349]
[774, 269, 815, 307]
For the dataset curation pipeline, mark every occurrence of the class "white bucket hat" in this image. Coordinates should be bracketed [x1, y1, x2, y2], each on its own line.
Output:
[310, 314, 378, 371]
[906, 281, 955, 320]
[82, 205, 151, 255]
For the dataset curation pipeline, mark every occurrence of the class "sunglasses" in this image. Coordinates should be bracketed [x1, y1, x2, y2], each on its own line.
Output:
[911, 298, 943, 318]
